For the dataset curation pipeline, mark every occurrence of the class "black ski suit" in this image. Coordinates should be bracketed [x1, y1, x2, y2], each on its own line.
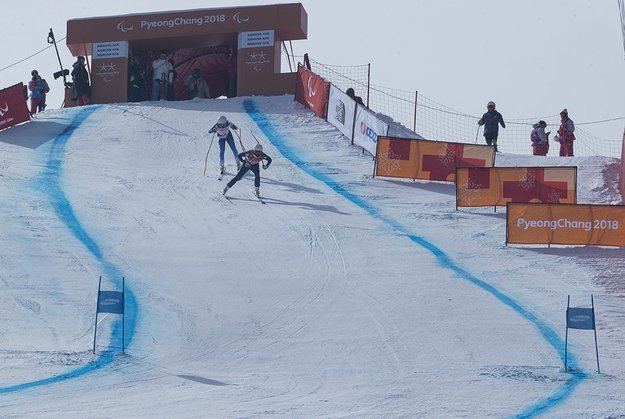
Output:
[478, 109, 505, 150]
[227, 150, 272, 188]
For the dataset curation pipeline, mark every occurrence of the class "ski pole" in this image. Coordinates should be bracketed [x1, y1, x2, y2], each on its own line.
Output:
[234, 127, 246, 151]
[249, 131, 261, 145]
[474, 125, 481, 144]
[203, 133, 215, 176]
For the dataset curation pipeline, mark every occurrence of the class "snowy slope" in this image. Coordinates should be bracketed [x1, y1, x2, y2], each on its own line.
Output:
[0, 96, 623, 417]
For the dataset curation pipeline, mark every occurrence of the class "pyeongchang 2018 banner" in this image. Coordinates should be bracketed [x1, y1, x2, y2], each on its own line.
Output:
[456, 167, 577, 208]
[327, 84, 357, 141]
[354, 104, 388, 156]
[375, 137, 495, 182]
[0, 83, 30, 132]
[294, 66, 329, 119]
[507, 203, 625, 247]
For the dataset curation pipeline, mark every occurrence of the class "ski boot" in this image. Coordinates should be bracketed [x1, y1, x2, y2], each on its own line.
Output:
[222, 186, 229, 195]
[236, 160, 242, 171]
[219, 164, 225, 175]
[254, 187, 260, 198]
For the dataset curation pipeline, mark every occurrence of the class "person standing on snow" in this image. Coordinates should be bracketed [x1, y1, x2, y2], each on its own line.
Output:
[556, 109, 575, 157]
[151, 52, 173, 101]
[530, 120, 550, 156]
[478, 101, 506, 151]
[209, 115, 240, 175]
[71, 56, 91, 106]
[222, 144, 272, 198]
[28, 70, 49, 114]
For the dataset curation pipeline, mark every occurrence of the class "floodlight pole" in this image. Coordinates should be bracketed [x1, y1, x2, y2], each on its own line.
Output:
[47, 28, 67, 86]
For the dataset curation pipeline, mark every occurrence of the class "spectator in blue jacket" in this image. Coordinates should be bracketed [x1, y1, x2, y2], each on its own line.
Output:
[478, 101, 506, 151]
[28, 70, 49, 114]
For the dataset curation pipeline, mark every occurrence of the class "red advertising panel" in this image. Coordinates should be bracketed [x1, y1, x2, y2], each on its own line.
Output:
[295, 66, 329, 119]
[0, 83, 30, 131]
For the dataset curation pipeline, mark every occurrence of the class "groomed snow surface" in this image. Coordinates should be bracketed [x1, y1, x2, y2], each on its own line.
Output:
[0, 96, 623, 417]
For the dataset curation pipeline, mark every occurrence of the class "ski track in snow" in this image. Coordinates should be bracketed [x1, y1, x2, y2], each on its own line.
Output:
[243, 98, 586, 417]
[0, 106, 138, 395]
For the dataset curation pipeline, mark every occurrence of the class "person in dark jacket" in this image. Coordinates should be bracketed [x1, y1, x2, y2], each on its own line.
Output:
[71, 56, 91, 106]
[477, 101, 505, 151]
[28, 70, 49, 114]
[128, 53, 147, 102]
[222, 144, 272, 198]
[346, 87, 365, 107]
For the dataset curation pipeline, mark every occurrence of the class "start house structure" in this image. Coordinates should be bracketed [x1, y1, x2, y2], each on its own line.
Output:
[65, 3, 307, 104]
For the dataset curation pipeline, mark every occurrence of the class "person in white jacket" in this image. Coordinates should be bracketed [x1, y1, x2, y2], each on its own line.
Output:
[151, 52, 173, 101]
[209, 115, 240, 174]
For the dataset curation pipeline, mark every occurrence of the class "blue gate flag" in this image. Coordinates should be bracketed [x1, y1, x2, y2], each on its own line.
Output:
[97, 290, 124, 314]
[567, 307, 595, 330]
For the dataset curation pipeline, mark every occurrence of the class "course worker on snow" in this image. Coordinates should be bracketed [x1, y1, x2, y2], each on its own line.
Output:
[222, 144, 272, 198]
[478, 101, 506, 151]
[209, 115, 241, 174]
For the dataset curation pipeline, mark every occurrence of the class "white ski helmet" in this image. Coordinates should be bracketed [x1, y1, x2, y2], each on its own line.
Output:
[217, 115, 228, 125]
[254, 143, 263, 152]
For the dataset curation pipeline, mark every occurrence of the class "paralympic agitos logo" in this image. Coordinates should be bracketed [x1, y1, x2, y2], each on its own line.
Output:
[0, 103, 9, 117]
[117, 20, 134, 32]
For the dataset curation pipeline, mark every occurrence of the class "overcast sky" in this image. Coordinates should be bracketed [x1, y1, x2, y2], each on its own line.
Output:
[1, 0, 623, 138]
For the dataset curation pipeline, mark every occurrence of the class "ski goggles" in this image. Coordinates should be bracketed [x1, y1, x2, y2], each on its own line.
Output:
[216, 122, 229, 128]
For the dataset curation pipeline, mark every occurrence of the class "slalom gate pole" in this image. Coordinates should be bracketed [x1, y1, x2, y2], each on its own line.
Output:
[474, 125, 481, 144]
[122, 277, 125, 354]
[565, 295, 570, 371]
[93, 276, 102, 354]
[203, 133, 215, 176]
[592, 295, 600, 373]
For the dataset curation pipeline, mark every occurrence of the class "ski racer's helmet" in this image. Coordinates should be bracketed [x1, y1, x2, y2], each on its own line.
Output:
[254, 144, 263, 152]
[217, 115, 228, 126]
[487, 101, 496, 109]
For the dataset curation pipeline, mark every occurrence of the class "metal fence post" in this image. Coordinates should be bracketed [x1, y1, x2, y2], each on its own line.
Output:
[366, 63, 371, 108]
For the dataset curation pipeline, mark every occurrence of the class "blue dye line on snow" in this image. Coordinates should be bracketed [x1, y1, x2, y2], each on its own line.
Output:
[243, 99, 586, 418]
[0, 106, 137, 395]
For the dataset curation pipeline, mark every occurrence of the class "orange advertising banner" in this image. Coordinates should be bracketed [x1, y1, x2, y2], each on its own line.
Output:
[506, 203, 625, 247]
[456, 167, 577, 208]
[375, 137, 495, 182]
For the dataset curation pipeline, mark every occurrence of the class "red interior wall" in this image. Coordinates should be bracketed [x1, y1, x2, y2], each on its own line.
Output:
[147, 46, 236, 100]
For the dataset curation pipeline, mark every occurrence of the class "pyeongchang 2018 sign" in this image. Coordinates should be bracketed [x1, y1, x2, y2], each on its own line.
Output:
[116, 10, 251, 32]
